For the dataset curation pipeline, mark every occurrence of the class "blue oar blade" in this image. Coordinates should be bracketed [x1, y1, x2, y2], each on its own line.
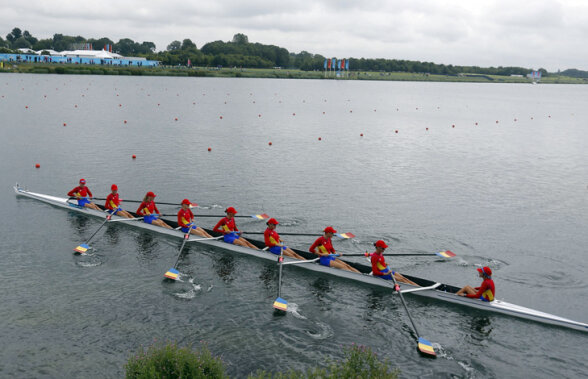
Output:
[417, 337, 436, 357]
[436, 250, 456, 258]
[164, 268, 180, 280]
[273, 297, 288, 311]
[251, 213, 270, 220]
[74, 243, 90, 254]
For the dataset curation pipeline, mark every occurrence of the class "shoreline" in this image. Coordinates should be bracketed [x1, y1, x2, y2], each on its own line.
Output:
[1, 63, 587, 84]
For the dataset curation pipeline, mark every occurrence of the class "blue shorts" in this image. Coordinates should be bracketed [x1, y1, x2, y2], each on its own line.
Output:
[223, 232, 239, 244]
[375, 274, 392, 280]
[480, 296, 490, 302]
[268, 245, 287, 255]
[319, 255, 336, 267]
[107, 207, 122, 215]
[180, 225, 197, 233]
[143, 215, 157, 224]
[78, 198, 90, 207]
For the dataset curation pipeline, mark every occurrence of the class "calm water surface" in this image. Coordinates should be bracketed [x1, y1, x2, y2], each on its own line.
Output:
[1, 74, 587, 378]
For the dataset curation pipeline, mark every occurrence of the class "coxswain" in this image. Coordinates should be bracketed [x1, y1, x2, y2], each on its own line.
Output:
[309, 226, 360, 273]
[178, 199, 213, 238]
[264, 218, 305, 260]
[213, 207, 258, 249]
[368, 240, 418, 286]
[104, 184, 133, 218]
[67, 178, 101, 210]
[456, 266, 495, 301]
[136, 191, 172, 229]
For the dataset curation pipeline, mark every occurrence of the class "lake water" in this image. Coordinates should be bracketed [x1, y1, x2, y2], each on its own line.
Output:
[1, 73, 587, 378]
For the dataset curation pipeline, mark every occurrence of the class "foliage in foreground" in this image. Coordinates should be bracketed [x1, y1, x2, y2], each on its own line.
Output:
[125, 341, 398, 379]
[249, 344, 399, 379]
[125, 342, 228, 379]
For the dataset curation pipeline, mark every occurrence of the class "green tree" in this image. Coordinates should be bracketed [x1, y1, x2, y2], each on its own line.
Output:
[32, 38, 53, 50]
[23, 30, 38, 46]
[115, 38, 137, 55]
[13, 36, 32, 49]
[167, 40, 181, 51]
[232, 33, 249, 44]
[181, 38, 197, 50]
[140, 41, 156, 53]
[6, 27, 22, 43]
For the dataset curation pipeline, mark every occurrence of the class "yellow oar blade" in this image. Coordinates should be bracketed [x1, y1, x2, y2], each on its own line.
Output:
[273, 297, 288, 311]
[417, 337, 436, 357]
[74, 244, 89, 254]
[164, 268, 179, 280]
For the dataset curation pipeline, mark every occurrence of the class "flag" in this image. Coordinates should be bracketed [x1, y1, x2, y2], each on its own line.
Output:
[332, 58, 337, 70]
[324, 59, 327, 69]
[341, 59, 345, 70]
[327, 59, 331, 69]
[346, 59, 350, 70]
[187, 59, 191, 67]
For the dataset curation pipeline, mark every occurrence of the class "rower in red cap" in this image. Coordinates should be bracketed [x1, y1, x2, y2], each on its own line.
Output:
[309, 226, 360, 273]
[67, 179, 101, 211]
[104, 184, 133, 218]
[264, 218, 305, 260]
[177, 199, 213, 238]
[456, 266, 495, 301]
[213, 207, 258, 249]
[136, 191, 172, 229]
[368, 240, 418, 286]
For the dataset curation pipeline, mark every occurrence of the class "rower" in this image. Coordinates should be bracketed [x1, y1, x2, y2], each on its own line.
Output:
[264, 218, 305, 260]
[177, 198, 213, 238]
[213, 207, 259, 249]
[456, 266, 495, 301]
[309, 226, 360, 273]
[67, 178, 101, 211]
[136, 191, 172, 229]
[104, 184, 133, 218]
[368, 240, 418, 286]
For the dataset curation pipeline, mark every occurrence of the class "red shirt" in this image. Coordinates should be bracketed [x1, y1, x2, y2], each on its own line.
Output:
[105, 193, 121, 210]
[264, 228, 281, 247]
[309, 236, 334, 255]
[370, 252, 391, 276]
[136, 201, 160, 216]
[213, 217, 238, 234]
[467, 278, 495, 301]
[177, 208, 194, 228]
[68, 186, 93, 198]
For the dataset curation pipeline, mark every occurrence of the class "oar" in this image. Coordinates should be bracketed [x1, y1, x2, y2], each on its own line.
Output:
[92, 198, 198, 207]
[273, 245, 288, 312]
[281, 253, 339, 266]
[74, 214, 112, 254]
[390, 271, 437, 358]
[345, 250, 456, 258]
[160, 213, 270, 220]
[163, 227, 192, 280]
[243, 231, 355, 239]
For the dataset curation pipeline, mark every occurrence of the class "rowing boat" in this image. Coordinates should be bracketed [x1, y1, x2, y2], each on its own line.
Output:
[14, 184, 588, 333]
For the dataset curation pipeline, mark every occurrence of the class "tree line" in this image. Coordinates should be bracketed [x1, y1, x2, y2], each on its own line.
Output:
[2, 27, 584, 78]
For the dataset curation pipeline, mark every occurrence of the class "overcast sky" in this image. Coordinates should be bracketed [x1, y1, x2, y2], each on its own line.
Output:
[2, 0, 587, 71]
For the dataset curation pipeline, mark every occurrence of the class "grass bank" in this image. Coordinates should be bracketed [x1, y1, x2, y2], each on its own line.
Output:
[1, 62, 587, 84]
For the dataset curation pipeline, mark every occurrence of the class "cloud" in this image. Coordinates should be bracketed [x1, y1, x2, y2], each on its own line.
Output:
[1, 0, 588, 70]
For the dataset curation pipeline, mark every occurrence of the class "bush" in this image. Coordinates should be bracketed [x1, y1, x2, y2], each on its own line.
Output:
[125, 342, 228, 379]
[248, 344, 399, 379]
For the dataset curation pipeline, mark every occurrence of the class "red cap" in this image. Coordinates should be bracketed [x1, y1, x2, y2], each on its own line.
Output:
[225, 207, 237, 214]
[374, 240, 388, 249]
[79, 178, 86, 184]
[323, 226, 337, 234]
[111, 184, 118, 191]
[181, 199, 191, 205]
[477, 266, 492, 277]
[146, 191, 156, 198]
[267, 218, 279, 225]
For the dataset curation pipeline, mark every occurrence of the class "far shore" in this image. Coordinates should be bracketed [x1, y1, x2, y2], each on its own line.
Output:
[1, 63, 586, 84]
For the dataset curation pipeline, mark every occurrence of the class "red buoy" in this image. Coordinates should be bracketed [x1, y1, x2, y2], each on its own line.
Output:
[258, 114, 261, 117]
[350, 110, 353, 113]
[426, 127, 429, 131]
[119, 104, 121, 107]
[220, 116, 223, 119]
[496, 120, 499, 123]
[475, 122, 478, 125]
[25, 106, 28, 109]
[208, 147, 211, 152]
[268, 142, 272, 146]
[63, 122, 67, 126]
[35, 163, 40, 168]
[174, 118, 178, 121]
[452, 124, 455, 128]
[292, 113, 296, 116]
[360, 133, 364, 137]
[318, 137, 322, 141]
[132, 155, 136, 159]
[395, 130, 398, 133]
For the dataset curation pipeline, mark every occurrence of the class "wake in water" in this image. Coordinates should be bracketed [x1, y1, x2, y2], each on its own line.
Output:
[173, 277, 202, 299]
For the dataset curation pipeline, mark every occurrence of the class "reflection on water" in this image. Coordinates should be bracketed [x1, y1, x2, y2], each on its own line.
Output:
[469, 315, 493, 339]
[309, 277, 331, 303]
[135, 232, 159, 260]
[258, 264, 276, 289]
[104, 224, 121, 245]
[212, 255, 236, 282]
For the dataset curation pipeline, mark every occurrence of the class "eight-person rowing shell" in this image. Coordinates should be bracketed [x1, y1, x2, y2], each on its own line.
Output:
[264, 218, 305, 260]
[309, 226, 360, 273]
[368, 240, 418, 286]
[456, 266, 495, 301]
[104, 184, 133, 218]
[213, 207, 259, 249]
[68, 179, 101, 211]
[136, 191, 172, 229]
[177, 198, 213, 238]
